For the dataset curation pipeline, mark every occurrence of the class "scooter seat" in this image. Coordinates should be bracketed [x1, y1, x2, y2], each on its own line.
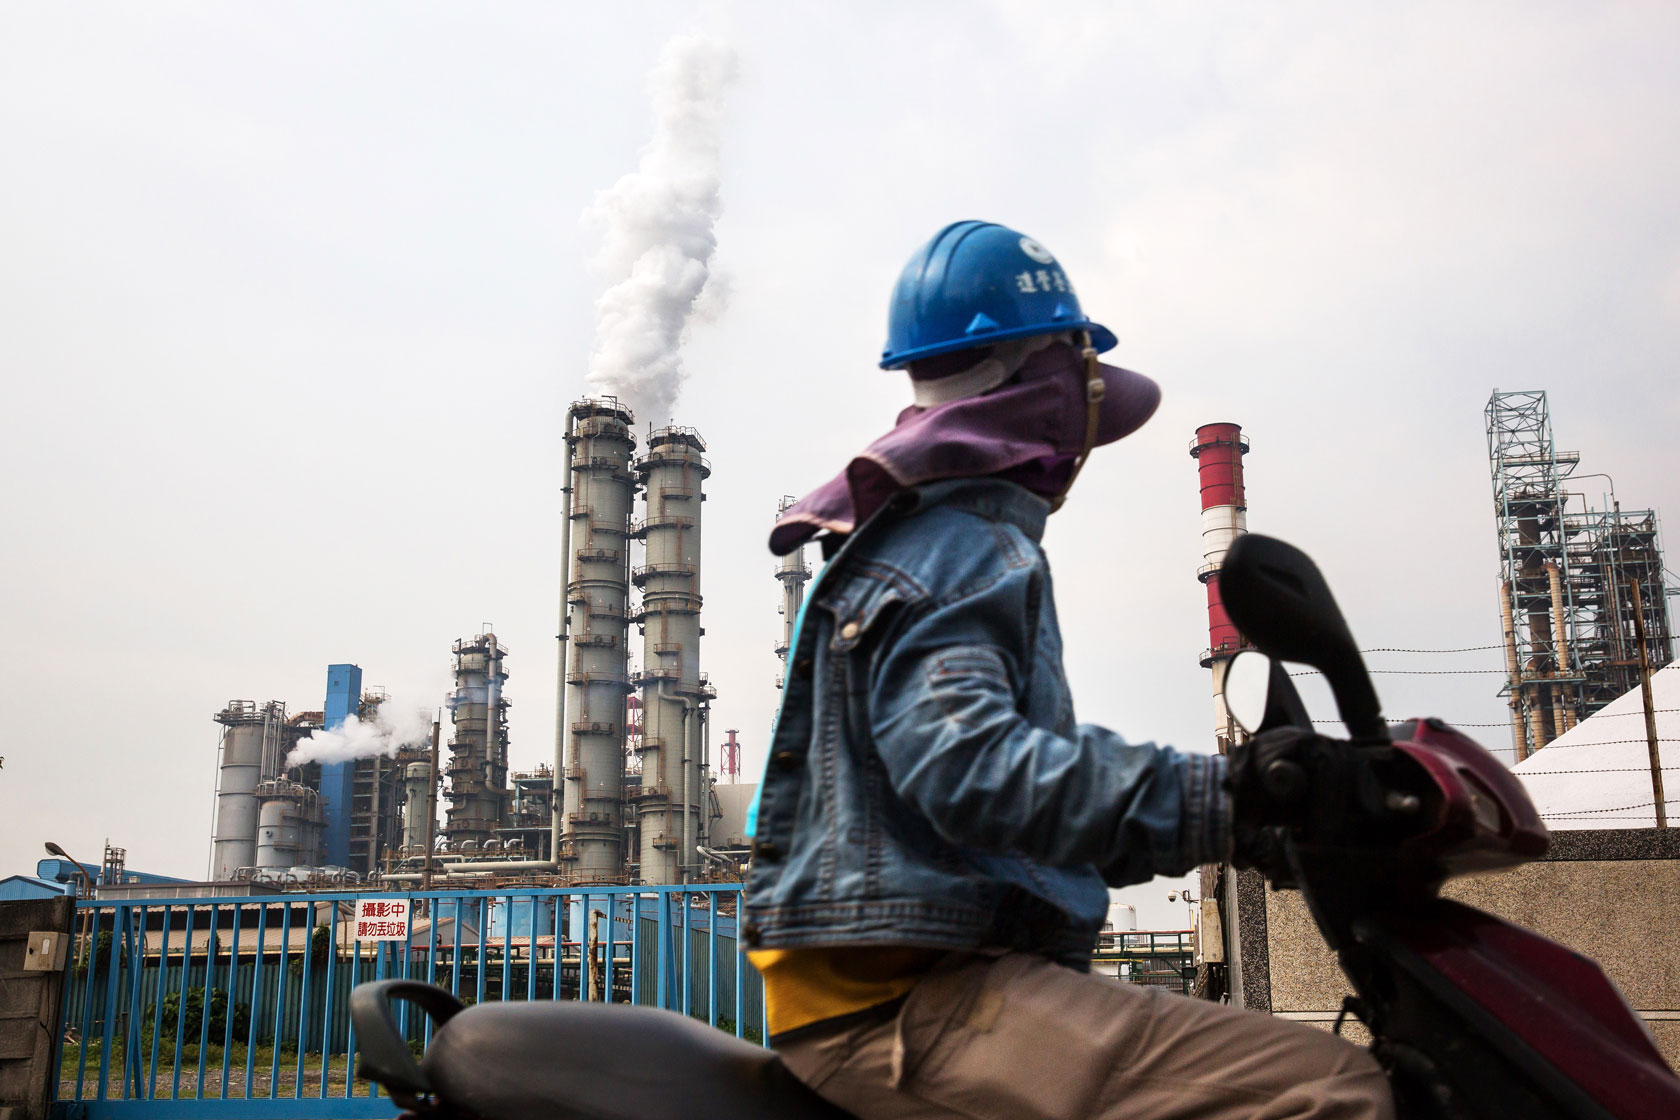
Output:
[422, 999, 855, 1120]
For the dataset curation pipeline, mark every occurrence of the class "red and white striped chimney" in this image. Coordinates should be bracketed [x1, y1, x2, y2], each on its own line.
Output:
[720, 728, 741, 783]
[1191, 423, 1251, 751]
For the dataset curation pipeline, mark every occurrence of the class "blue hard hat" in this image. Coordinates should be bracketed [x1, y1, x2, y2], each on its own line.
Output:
[880, 220, 1118, 370]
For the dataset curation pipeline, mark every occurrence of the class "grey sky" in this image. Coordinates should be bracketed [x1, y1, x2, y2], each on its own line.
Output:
[3, 2, 1677, 930]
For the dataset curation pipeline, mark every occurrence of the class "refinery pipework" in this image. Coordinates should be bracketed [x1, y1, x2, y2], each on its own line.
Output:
[560, 398, 638, 882]
[632, 424, 714, 884]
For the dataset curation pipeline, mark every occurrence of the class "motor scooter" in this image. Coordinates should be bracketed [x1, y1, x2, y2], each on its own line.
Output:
[350, 533, 1680, 1118]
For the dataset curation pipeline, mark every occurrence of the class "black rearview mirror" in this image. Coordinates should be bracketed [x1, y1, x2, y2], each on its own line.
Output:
[1221, 534, 1386, 740]
[1222, 651, 1272, 734]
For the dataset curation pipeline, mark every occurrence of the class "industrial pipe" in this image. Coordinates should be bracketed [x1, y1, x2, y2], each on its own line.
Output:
[379, 857, 566, 884]
[1527, 694, 1549, 760]
[649, 679, 695, 884]
[421, 715, 441, 889]
[1630, 577, 1668, 829]
[554, 408, 575, 862]
[442, 860, 561, 875]
[1499, 579, 1529, 762]
[1546, 562, 1574, 733]
[700, 702, 711, 848]
[681, 698, 694, 885]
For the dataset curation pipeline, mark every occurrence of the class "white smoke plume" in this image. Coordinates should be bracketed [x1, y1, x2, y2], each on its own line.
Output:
[285, 704, 433, 770]
[583, 34, 738, 423]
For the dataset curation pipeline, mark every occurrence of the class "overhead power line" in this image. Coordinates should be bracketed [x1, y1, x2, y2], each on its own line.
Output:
[1290, 669, 1505, 677]
[1523, 766, 1680, 776]
[1547, 798, 1678, 816]
[1360, 644, 1503, 654]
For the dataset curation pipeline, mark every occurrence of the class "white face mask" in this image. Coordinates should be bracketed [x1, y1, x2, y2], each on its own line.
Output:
[909, 333, 1071, 408]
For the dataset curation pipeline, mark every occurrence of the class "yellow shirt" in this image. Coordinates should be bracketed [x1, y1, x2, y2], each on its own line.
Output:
[749, 947, 943, 1037]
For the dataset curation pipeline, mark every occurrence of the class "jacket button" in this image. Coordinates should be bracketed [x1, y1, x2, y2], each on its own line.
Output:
[742, 922, 762, 947]
[772, 750, 799, 771]
[753, 841, 782, 862]
[840, 621, 860, 640]
[794, 656, 814, 678]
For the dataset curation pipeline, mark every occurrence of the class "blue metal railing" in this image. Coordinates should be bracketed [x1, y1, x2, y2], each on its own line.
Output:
[51, 885, 764, 1119]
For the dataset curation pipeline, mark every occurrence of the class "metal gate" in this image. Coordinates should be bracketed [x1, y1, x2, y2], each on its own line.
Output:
[51, 885, 763, 1119]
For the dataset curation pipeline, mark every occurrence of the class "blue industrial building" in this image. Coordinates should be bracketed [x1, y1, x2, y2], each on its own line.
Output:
[319, 662, 362, 869]
[0, 875, 69, 900]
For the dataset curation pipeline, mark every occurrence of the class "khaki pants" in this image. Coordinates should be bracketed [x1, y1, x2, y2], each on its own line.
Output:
[777, 953, 1393, 1120]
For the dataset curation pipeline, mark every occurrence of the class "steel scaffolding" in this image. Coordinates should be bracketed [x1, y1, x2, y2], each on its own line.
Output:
[1485, 390, 1674, 760]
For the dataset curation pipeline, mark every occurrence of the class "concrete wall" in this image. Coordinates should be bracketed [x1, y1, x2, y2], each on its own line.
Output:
[0, 897, 75, 1120]
[1238, 829, 1680, 1070]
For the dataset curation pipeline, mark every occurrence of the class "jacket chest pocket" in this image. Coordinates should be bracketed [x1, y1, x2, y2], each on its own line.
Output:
[819, 575, 909, 695]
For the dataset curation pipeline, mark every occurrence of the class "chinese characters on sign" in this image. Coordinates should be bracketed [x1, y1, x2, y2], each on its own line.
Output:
[354, 897, 410, 941]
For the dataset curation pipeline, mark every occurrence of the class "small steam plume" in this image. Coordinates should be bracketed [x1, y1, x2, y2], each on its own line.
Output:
[285, 704, 433, 770]
[583, 34, 738, 423]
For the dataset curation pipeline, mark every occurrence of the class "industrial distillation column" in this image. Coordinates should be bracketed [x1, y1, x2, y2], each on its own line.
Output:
[560, 398, 637, 882]
[1190, 422, 1251, 1006]
[442, 632, 510, 852]
[773, 495, 813, 674]
[632, 425, 714, 884]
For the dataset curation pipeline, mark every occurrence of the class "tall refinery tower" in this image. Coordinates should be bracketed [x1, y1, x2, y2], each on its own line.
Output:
[559, 398, 637, 882]
[631, 425, 714, 884]
[773, 495, 813, 676]
[442, 632, 510, 850]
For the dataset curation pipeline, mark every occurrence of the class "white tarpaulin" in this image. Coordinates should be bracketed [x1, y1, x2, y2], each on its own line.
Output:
[1513, 663, 1680, 828]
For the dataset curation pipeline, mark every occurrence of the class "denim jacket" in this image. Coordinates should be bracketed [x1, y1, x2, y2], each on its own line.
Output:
[742, 478, 1229, 963]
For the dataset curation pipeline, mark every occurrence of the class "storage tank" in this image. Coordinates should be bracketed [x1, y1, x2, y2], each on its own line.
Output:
[255, 780, 322, 870]
[1105, 901, 1138, 933]
[402, 761, 432, 854]
[210, 700, 280, 880]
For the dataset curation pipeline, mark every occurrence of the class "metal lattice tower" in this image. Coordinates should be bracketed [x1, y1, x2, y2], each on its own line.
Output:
[1486, 390, 1674, 760]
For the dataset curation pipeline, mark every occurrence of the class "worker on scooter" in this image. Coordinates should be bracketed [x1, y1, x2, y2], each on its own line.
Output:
[742, 220, 1394, 1119]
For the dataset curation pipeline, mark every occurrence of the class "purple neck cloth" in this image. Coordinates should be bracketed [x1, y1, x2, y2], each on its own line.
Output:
[770, 343, 1160, 555]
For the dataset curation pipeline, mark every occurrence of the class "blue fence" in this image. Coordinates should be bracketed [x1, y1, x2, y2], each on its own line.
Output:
[51, 885, 764, 1119]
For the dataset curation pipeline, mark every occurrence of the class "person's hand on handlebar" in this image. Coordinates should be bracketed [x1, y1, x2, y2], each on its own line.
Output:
[1225, 726, 1366, 871]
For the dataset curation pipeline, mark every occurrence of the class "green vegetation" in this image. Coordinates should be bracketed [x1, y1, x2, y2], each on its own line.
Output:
[151, 988, 251, 1043]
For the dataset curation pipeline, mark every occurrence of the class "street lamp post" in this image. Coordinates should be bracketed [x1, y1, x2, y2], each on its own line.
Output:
[1167, 889, 1199, 929]
[44, 842, 95, 975]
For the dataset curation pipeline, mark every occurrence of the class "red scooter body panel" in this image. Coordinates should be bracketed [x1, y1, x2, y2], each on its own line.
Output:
[1394, 901, 1680, 1118]
[1381, 719, 1677, 1116]
[1390, 719, 1548, 873]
